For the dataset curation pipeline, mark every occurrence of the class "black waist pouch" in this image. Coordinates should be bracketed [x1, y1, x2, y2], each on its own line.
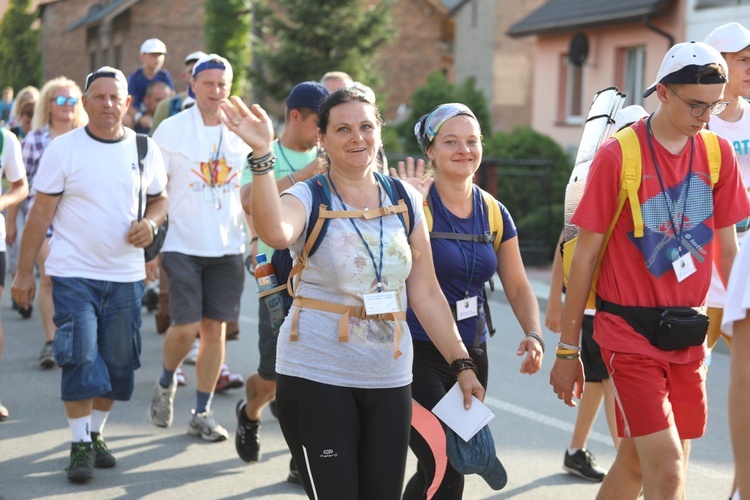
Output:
[596, 298, 708, 351]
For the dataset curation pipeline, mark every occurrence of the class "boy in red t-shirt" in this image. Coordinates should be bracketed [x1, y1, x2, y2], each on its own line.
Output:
[550, 41, 750, 498]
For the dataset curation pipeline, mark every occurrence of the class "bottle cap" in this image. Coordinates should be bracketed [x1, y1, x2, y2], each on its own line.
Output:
[256, 253, 267, 265]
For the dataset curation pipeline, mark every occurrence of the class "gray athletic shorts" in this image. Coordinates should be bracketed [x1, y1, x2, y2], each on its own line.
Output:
[257, 297, 277, 381]
[161, 252, 245, 325]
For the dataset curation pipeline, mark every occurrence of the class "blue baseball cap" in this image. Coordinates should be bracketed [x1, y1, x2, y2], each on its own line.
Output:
[286, 81, 329, 114]
[445, 426, 507, 491]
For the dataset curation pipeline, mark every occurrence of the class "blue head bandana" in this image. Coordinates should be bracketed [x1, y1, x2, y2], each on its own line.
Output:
[414, 103, 478, 153]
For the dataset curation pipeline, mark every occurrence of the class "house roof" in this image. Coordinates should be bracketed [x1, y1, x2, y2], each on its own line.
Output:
[64, 0, 140, 33]
[507, 0, 673, 37]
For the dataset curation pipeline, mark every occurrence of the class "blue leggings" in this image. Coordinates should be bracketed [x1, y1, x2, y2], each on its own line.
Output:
[276, 374, 412, 500]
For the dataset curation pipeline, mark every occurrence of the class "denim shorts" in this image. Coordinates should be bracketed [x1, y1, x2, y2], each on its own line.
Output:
[161, 252, 245, 325]
[51, 277, 144, 402]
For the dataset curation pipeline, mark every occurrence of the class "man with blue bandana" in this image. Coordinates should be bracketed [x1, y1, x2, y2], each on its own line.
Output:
[149, 54, 250, 442]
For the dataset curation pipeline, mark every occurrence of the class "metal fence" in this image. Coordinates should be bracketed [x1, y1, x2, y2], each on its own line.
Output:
[386, 154, 557, 266]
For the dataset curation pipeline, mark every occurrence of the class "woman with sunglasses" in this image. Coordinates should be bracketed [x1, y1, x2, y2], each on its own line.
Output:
[20, 77, 87, 368]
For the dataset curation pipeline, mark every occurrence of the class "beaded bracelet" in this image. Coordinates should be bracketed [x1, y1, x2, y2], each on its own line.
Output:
[558, 340, 581, 352]
[246, 151, 277, 173]
[556, 351, 580, 360]
[525, 331, 545, 352]
[450, 357, 478, 379]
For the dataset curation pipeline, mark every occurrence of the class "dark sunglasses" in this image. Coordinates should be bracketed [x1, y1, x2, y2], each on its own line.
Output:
[51, 96, 79, 107]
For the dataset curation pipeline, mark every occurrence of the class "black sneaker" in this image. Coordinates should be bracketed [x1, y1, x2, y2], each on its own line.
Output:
[39, 341, 55, 369]
[235, 399, 261, 462]
[17, 301, 32, 319]
[287, 458, 301, 484]
[66, 441, 94, 483]
[563, 448, 606, 482]
[90, 432, 116, 468]
[142, 287, 159, 312]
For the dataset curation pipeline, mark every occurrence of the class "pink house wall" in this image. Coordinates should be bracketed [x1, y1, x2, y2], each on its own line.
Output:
[530, 0, 685, 151]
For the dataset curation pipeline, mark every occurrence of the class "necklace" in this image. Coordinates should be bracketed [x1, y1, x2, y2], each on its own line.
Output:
[337, 184, 380, 209]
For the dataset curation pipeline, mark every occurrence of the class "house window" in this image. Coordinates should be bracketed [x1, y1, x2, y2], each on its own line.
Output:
[562, 55, 584, 124]
[624, 46, 645, 106]
[114, 45, 122, 70]
[696, 0, 750, 7]
[89, 51, 97, 73]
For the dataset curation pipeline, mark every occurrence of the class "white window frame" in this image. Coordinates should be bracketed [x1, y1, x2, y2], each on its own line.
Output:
[565, 60, 584, 125]
[624, 46, 646, 106]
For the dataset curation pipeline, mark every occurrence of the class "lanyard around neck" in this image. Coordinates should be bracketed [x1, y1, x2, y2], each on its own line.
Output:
[434, 185, 478, 297]
[646, 116, 693, 254]
[327, 172, 386, 292]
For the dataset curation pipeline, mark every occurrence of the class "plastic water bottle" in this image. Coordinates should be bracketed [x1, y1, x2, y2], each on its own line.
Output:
[255, 253, 288, 335]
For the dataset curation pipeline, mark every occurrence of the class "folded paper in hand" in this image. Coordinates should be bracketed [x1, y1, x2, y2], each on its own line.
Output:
[431, 382, 495, 442]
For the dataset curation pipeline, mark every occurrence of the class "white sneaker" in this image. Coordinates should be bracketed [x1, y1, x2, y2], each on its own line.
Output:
[187, 410, 228, 442]
[149, 381, 176, 428]
[184, 339, 200, 365]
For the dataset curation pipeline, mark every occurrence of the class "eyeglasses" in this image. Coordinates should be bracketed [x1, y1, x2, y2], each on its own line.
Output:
[668, 87, 729, 117]
[51, 96, 79, 107]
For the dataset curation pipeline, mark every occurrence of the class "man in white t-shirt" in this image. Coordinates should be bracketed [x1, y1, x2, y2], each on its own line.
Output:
[149, 54, 249, 442]
[704, 23, 750, 351]
[0, 128, 29, 421]
[11, 67, 168, 483]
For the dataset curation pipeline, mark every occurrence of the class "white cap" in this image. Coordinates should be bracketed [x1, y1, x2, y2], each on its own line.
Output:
[192, 53, 233, 81]
[613, 105, 649, 132]
[642, 41, 728, 98]
[140, 38, 167, 55]
[704, 23, 750, 54]
[184, 51, 207, 64]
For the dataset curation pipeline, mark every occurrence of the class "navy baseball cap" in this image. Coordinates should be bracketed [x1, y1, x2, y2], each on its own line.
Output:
[445, 427, 507, 491]
[286, 81, 329, 114]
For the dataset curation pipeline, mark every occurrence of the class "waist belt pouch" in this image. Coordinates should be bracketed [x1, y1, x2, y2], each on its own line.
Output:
[597, 299, 708, 351]
[654, 309, 709, 350]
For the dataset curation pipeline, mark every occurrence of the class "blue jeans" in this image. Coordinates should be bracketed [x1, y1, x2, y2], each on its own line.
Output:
[51, 277, 144, 402]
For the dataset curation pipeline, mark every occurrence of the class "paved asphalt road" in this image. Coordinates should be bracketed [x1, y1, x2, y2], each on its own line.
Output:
[0, 271, 735, 499]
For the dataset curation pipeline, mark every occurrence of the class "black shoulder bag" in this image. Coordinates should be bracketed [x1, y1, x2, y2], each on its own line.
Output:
[136, 134, 168, 262]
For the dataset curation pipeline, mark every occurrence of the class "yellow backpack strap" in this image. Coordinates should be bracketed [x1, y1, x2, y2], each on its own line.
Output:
[613, 127, 644, 238]
[699, 130, 721, 187]
[479, 188, 503, 252]
[423, 192, 434, 231]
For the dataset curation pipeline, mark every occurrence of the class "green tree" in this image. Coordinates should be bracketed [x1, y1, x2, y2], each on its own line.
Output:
[0, 0, 42, 90]
[395, 71, 492, 153]
[251, 0, 396, 103]
[205, 0, 252, 96]
[484, 127, 573, 261]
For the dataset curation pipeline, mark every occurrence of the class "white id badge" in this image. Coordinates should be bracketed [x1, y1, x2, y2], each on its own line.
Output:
[363, 291, 399, 315]
[672, 252, 696, 282]
[456, 296, 478, 321]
